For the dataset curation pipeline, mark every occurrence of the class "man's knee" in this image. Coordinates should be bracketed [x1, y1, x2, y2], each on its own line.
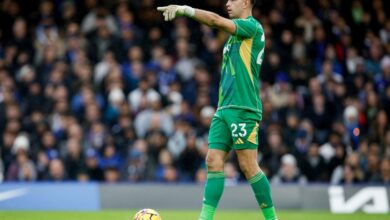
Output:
[206, 152, 225, 171]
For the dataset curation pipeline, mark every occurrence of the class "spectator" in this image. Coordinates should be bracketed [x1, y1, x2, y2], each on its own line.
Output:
[87, 122, 107, 150]
[341, 165, 362, 185]
[128, 76, 159, 113]
[155, 149, 177, 182]
[6, 150, 37, 182]
[365, 42, 383, 76]
[9, 18, 34, 58]
[293, 120, 313, 157]
[306, 93, 332, 143]
[301, 143, 327, 182]
[99, 144, 122, 171]
[87, 23, 121, 63]
[282, 112, 300, 148]
[64, 139, 85, 180]
[1, 132, 16, 174]
[263, 131, 287, 178]
[104, 166, 120, 183]
[327, 143, 347, 175]
[167, 118, 188, 160]
[41, 131, 59, 160]
[369, 110, 388, 144]
[271, 154, 307, 184]
[375, 56, 390, 93]
[134, 93, 174, 137]
[268, 72, 291, 109]
[174, 38, 201, 82]
[121, 46, 144, 89]
[379, 19, 390, 45]
[127, 139, 150, 182]
[36, 151, 50, 180]
[45, 159, 67, 181]
[6, 134, 37, 181]
[295, 6, 321, 43]
[177, 132, 203, 181]
[317, 60, 343, 85]
[93, 51, 117, 87]
[364, 145, 381, 182]
[117, 9, 141, 52]
[331, 152, 364, 184]
[105, 87, 125, 124]
[77, 170, 90, 182]
[81, 5, 119, 35]
[377, 158, 390, 184]
[85, 148, 104, 181]
[156, 55, 177, 96]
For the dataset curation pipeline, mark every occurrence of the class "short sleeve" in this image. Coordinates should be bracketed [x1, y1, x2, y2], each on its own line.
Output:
[232, 19, 257, 38]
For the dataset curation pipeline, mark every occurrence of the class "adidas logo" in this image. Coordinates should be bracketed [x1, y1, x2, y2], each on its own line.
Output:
[260, 203, 268, 208]
[235, 138, 244, 144]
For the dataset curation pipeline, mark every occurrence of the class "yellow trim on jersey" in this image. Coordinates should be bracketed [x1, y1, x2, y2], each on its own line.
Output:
[239, 38, 254, 85]
[247, 122, 259, 144]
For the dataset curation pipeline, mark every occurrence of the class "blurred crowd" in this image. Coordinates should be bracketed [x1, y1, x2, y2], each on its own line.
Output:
[0, 0, 389, 185]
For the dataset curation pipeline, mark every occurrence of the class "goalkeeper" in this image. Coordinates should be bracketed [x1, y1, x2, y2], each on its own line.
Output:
[157, 1, 278, 220]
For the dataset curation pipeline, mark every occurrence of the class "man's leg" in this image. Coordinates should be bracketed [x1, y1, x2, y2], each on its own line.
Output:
[199, 149, 229, 220]
[236, 149, 278, 220]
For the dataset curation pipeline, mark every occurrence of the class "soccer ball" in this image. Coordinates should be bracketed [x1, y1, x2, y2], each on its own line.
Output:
[133, 208, 161, 220]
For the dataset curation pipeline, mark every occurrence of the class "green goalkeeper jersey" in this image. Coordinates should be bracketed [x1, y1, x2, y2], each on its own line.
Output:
[218, 16, 265, 120]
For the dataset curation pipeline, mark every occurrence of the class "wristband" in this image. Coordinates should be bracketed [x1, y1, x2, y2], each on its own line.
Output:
[179, 5, 195, 17]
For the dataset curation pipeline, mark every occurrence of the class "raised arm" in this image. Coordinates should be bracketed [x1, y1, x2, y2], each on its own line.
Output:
[157, 5, 236, 35]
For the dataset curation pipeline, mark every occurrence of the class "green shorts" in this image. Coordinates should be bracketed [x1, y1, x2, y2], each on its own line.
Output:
[208, 108, 261, 152]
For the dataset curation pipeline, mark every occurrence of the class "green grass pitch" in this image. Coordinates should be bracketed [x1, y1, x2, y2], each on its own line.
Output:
[0, 210, 389, 220]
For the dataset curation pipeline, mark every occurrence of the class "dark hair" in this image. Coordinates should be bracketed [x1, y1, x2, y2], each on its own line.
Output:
[251, 0, 257, 6]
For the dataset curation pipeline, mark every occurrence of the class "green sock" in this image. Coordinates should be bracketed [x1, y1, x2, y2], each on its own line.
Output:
[248, 172, 278, 220]
[199, 171, 225, 220]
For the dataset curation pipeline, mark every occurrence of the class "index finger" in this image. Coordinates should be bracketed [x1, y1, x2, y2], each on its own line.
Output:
[157, 6, 168, 11]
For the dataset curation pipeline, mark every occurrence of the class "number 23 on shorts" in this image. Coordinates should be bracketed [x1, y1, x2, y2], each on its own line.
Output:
[230, 122, 259, 147]
[231, 123, 247, 137]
